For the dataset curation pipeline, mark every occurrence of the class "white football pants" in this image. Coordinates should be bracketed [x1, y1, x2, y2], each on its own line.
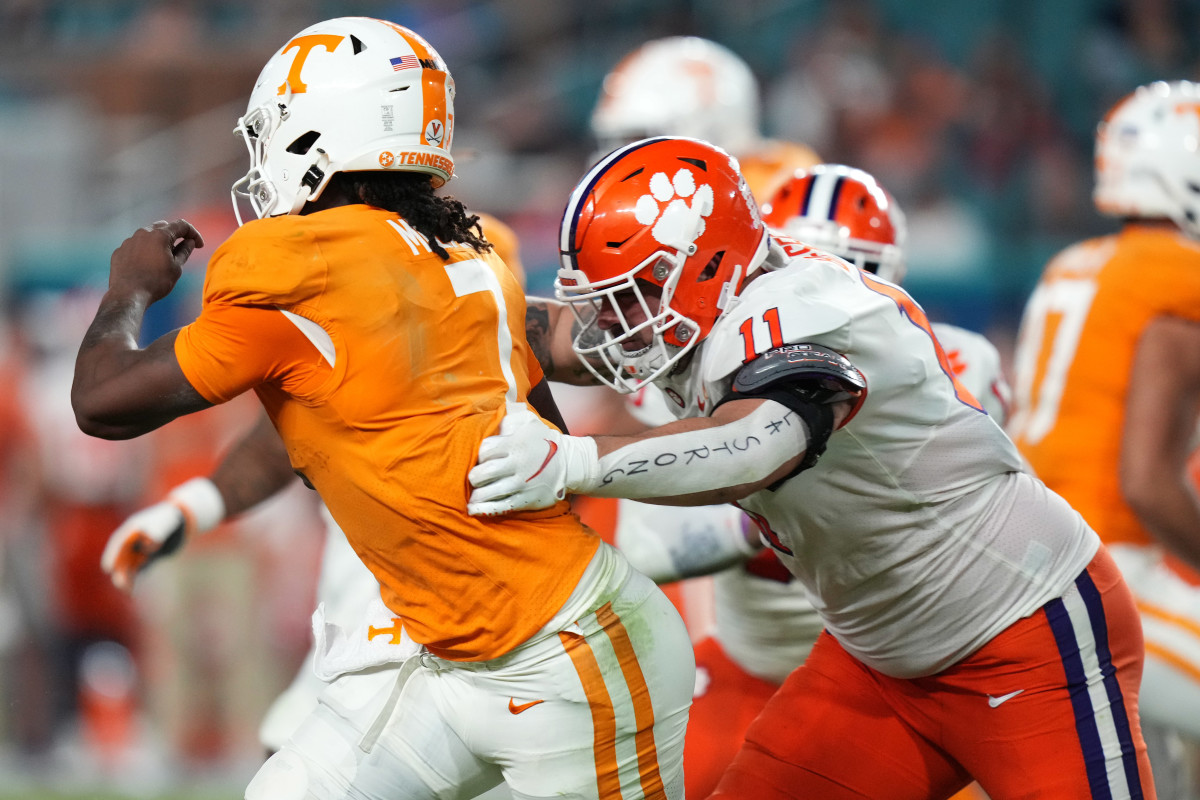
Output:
[245, 542, 695, 800]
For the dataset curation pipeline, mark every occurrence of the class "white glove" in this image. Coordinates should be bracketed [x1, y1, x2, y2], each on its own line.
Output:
[101, 477, 226, 592]
[467, 402, 600, 516]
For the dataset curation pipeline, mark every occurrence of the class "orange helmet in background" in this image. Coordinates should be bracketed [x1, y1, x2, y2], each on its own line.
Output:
[761, 164, 907, 283]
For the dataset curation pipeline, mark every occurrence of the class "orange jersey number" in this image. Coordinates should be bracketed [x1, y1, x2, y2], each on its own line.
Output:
[860, 272, 984, 413]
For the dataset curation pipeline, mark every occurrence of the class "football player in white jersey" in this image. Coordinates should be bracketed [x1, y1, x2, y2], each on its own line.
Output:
[468, 136, 1155, 799]
[567, 40, 824, 797]
[604, 162, 1015, 798]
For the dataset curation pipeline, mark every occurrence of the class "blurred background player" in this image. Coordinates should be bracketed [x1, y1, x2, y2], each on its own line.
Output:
[764, 164, 1011, 422]
[1009, 79, 1200, 800]
[590, 35, 819, 203]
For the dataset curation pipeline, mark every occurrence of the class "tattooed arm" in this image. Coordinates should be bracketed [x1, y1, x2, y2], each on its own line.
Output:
[586, 397, 810, 505]
[73, 220, 213, 439]
[468, 396, 833, 515]
[525, 296, 602, 385]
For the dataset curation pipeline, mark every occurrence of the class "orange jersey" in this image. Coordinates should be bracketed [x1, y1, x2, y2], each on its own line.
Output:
[739, 139, 821, 203]
[1010, 224, 1200, 546]
[175, 204, 599, 661]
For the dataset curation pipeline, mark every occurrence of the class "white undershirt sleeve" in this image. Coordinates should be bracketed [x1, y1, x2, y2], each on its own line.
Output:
[573, 400, 808, 500]
[615, 500, 758, 583]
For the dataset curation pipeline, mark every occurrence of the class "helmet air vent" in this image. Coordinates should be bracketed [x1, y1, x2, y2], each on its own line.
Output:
[678, 157, 707, 170]
[351, 35, 366, 54]
[697, 250, 725, 281]
[286, 131, 321, 155]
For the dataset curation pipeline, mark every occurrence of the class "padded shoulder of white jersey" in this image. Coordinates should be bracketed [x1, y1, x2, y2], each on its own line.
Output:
[701, 246, 857, 387]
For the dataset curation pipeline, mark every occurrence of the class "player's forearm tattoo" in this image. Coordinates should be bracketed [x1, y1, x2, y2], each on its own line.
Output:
[524, 302, 555, 374]
[596, 405, 805, 496]
[600, 433, 764, 485]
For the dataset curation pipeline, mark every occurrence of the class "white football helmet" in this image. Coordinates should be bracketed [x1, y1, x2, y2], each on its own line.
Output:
[590, 37, 760, 156]
[1094, 80, 1200, 238]
[232, 17, 455, 223]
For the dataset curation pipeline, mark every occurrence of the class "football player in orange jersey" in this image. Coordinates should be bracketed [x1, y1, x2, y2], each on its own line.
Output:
[99, 211, 528, 767]
[1010, 80, 1200, 799]
[71, 17, 694, 800]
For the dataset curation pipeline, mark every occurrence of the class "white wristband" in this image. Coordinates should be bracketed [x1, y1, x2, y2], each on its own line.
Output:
[560, 434, 602, 496]
[167, 477, 227, 536]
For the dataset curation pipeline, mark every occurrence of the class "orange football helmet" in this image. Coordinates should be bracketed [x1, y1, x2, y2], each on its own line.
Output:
[557, 137, 768, 392]
[760, 164, 907, 283]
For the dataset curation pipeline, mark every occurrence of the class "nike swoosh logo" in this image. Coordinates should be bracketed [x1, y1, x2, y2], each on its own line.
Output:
[987, 689, 1024, 708]
[526, 440, 558, 482]
[508, 698, 545, 714]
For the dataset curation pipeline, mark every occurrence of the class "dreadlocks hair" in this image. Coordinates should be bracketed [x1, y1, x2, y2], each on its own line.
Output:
[326, 171, 493, 260]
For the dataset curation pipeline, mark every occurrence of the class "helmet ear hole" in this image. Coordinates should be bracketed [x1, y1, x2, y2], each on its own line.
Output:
[287, 131, 321, 155]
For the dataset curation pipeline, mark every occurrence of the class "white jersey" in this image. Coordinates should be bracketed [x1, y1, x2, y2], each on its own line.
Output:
[258, 505, 382, 751]
[930, 322, 1010, 426]
[621, 384, 822, 684]
[655, 245, 1098, 678]
[618, 309, 1012, 685]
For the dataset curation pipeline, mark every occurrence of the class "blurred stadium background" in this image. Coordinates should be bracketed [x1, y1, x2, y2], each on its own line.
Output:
[0, 0, 1196, 797]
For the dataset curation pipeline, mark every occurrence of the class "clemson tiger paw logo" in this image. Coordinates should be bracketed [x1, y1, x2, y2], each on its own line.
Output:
[635, 169, 715, 250]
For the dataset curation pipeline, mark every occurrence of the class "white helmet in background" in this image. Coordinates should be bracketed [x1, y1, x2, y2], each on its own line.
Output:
[1094, 80, 1200, 238]
[591, 36, 760, 156]
[232, 17, 455, 223]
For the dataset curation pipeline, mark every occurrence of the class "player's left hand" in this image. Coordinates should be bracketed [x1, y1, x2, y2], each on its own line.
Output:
[101, 501, 189, 592]
[101, 477, 225, 592]
[467, 402, 599, 516]
[108, 219, 204, 303]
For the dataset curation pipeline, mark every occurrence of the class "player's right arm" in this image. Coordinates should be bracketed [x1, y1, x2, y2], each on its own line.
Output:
[468, 344, 863, 515]
[102, 413, 299, 591]
[73, 220, 214, 439]
[524, 296, 601, 385]
[1120, 315, 1200, 568]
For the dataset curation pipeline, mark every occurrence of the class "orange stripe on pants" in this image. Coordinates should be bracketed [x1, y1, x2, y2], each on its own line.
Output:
[560, 630, 621, 799]
[598, 602, 667, 800]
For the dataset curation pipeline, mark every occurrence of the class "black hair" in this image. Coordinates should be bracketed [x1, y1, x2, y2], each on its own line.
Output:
[324, 171, 492, 260]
